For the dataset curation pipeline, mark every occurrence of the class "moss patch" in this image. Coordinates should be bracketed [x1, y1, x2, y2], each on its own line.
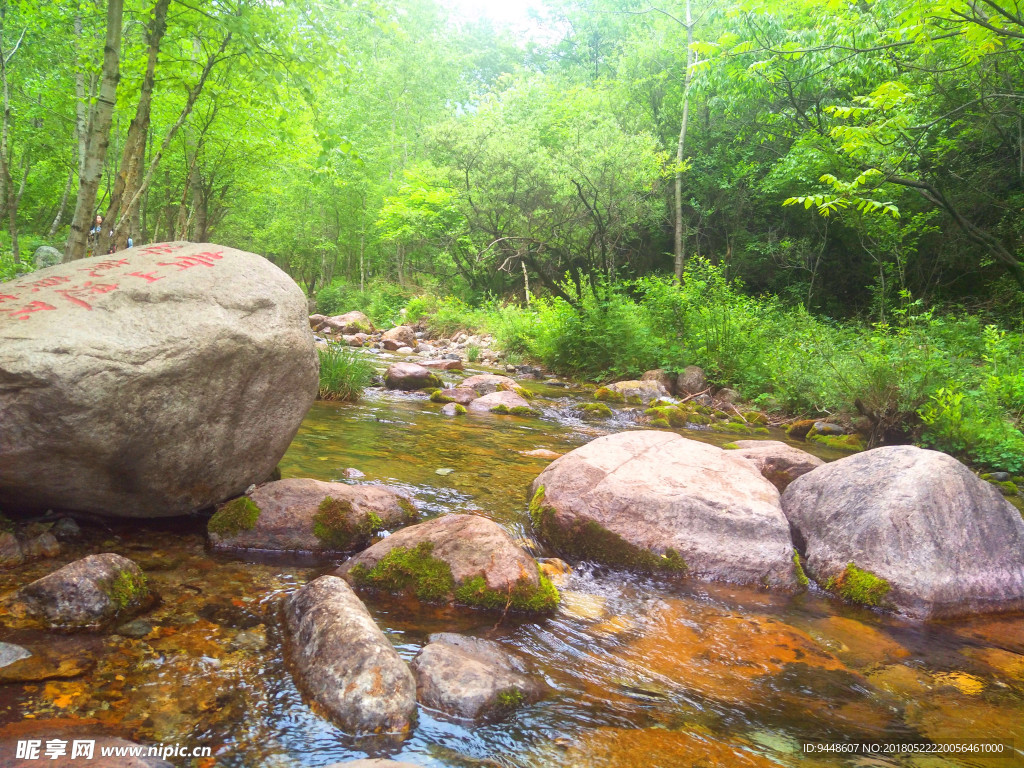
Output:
[430, 390, 454, 403]
[793, 550, 809, 588]
[594, 387, 625, 403]
[825, 562, 891, 607]
[397, 496, 419, 523]
[529, 486, 687, 574]
[349, 542, 455, 603]
[786, 419, 818, 439]
[311, 496, 386, 550]
[722, 442, 740, 450]
[491, 404, 538, 416]
[208, 496, 261, 537]
[644, 405, 687, 428]
[808, 433, 864, 452]
[453, 573, 560, 613]
[108, 569, 148, 610]
[626, 394, 643, 405]
[454, 403, 467, 414]
[581, 402, 613, 419]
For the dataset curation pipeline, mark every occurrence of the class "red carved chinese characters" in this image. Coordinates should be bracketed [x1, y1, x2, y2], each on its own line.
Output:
[53, 282, 119, 310]
[1, 300, 57, 320]
[156, 251, 223, 270]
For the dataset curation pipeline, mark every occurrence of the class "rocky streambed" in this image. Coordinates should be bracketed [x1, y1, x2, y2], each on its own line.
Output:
[2, 373, 1023, 767]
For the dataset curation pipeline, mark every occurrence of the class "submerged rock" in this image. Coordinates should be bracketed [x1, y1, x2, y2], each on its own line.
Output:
[338, 514, 559, 613]
[1, 553, 152, 631]
[723, 440, 824, 491]
[781, 446, 1024, 618]
[284, 575, 417, 736]
[411, 633, 545, 719]
[0, 242, 318, 518]
[529, 431, 798, 587]
[383, 362, 442, 390]
[207, 478, 416, 556]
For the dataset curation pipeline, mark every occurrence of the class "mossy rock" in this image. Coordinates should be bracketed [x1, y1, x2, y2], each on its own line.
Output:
[514, 386, 535, 400]
[722, 442, 740, 450]
[208, 496, 261, 537]
[453, 573, 559, 613]
[453, 403, 467, 415]
[490, 404, 539, 416]
[529, 486, 687, 574]
[808, 433, 864, 452]
[786, 419, 818, 439]
[824, 562, 891, 607]
[430, 390, 455, 404]
[349, 542, 456, 603]
[644, 405, 687, 428]
[581, 402, 613, 419]
[594, 387, 625, 403]
[625, 394, 643, 405]
[743, 411, 768, 425]
[312, 496, 387, 549]
[687, 413, 713, 425]
[792, 550, 809, 588]
[108, 568, 149, 611]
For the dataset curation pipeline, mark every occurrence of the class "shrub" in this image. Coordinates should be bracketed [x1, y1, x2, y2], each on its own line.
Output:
[317, 345, 375, 401]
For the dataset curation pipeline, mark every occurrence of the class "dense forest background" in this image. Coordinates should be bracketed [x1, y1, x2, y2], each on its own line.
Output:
[3, 0, 1024, 471]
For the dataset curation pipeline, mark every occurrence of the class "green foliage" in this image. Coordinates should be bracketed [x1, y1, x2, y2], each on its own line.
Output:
[453, 573, 560, 613]
[317, 346, 375, 401]
[466, 344, 481, 362]
[496, 688, 526, 710]
[825, 563, 891, 608]
[208, 497, 261, 537]
[317, 280, 414, 328]
[349, 542, 456, 603]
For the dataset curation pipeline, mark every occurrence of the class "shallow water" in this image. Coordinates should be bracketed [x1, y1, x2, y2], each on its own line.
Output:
[2, 369, 1023, 767]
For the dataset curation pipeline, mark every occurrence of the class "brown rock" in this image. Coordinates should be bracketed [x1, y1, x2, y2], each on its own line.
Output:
[520, 449, 563, 460]
[530, 431, 798, 587]
[724, 440, 825, 491]
[436, 387, 478, 405]
[422, 359, 465, 371]
[285, 576, 416, 735]
[347, 332, 369, 346]
[207, 478, 415, 555]
[459, 374, 518, 395]
[606, 379, 668, 404]
[0, 639, 95, 682]
[308, 313, 327, 330]
[322, 310, 373, 334]
[781, 445, 1024, 618]
[0, 533, 22, 568]
[383, 362, 442, 390]
[641, 368, 674, 393]
[20, 532, 60, 560]
[675, 365, 707, 395]
[381, 325, 416, 347]
[338, 514, 555, 611]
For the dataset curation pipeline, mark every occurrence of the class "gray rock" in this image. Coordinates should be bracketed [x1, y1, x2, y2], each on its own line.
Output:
[31, 245, 62, 269]
[439, 403, 463, 416]
[52, 517, 82, 541]
[0, 532, 22, 568]
[338, 514, 556, 613]
[0, 243, 318, 518]
[0, 642, 31, 668]
[530, 431, 798, 587]
[641, 368, 674, 393]
[284, 575, 416, 736]
[724, 440, 825, 492]
[781, 445, 1024, 618]
[21, 531, 60, 560]
[412, 633, 544, 719]
[810, 421, 845, 436]
[675, 365, 707, 395]
[207, 478, 416, 555]
[716, 387, 742, 404]
[605, 379, 668, 404]
[114, 619, 154, 638]
[396, 346, 414, 354]
[1, 553, 152, 630]
[383, 362, 442, 390]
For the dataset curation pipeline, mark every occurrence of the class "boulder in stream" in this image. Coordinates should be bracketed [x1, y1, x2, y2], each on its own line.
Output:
[0, 242, 318, 518]
[603, 379, 668, 405]
[529, 431, 798, 587]
[321, 310, 373, 334]
[467, 390, 536, 415]
[781, 445, 1024, 618]
[207, 478, 417, 556]
[284, 575, 417, 736]
[381, 325, 416, 348]
[383, 362, 442, 390]
[1, 553, 152, 631]
[338, 514, 559, 613]
[411, 633, 545, 719]
[459, 373, 520, 395]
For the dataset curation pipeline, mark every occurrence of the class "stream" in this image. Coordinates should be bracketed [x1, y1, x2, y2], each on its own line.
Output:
[1, 363, 1023, 767]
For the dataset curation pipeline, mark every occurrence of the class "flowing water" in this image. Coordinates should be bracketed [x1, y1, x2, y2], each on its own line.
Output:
[1, 365, 1023, 767]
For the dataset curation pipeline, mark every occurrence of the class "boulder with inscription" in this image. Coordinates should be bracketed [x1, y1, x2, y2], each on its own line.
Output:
[0, 243, 318, 518]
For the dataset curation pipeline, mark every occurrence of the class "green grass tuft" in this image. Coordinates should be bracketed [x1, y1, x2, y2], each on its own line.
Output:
[317, 345, 375, 401]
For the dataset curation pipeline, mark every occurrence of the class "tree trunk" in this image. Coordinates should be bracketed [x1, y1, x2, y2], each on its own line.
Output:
[673, 0, 693, 283]
[110, 33, 232, 244]
[100, 0, 170, 253]
[48, 164, 74, 237]
[64, 0, 124, 262]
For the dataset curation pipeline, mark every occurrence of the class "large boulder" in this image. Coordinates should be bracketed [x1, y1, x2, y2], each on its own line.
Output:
[781, 445, 1024, 618]
[207, 478, 417, 555]
[383, 362, 442, 390]
[338, 514, 558, 613]
[529, 431, 798, 587]
[675, 365, 707, 395]
[1, 553, 152, 631]
[467, 390, 535, 415]
[0, 243, 317, 518]
[284, 575, 416, 736]
[411, 633, 545, 719]
[724, 440, 825, 491]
